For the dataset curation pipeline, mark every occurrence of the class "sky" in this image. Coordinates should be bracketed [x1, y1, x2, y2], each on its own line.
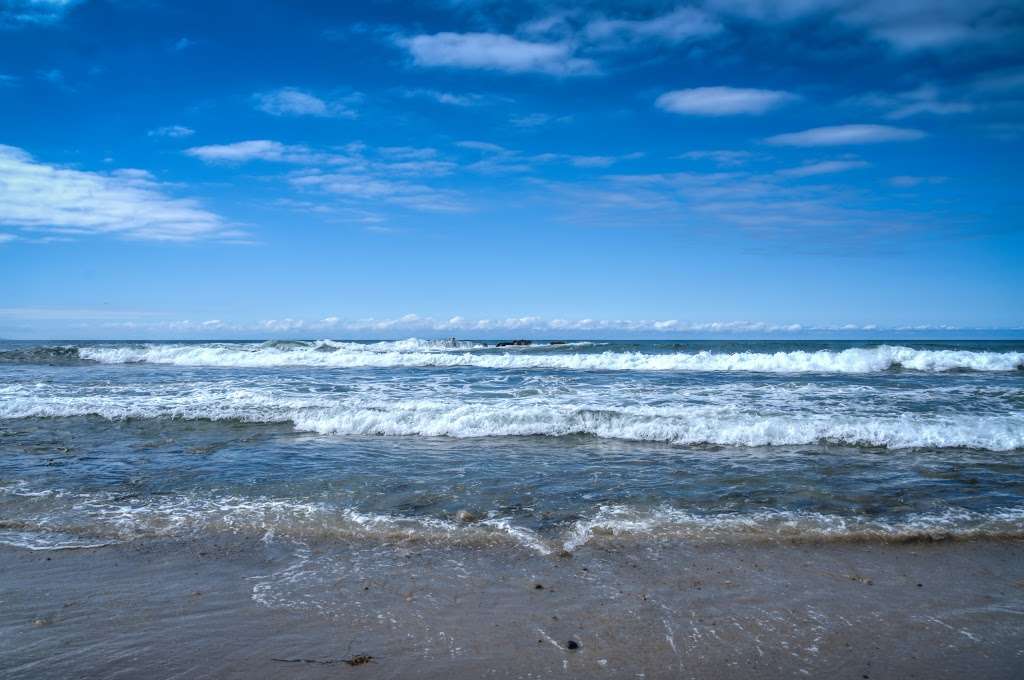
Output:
[0, 0, 1022, 339]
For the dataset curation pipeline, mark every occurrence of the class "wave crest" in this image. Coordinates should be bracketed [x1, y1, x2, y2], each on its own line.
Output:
[71, 342, 1024, 373]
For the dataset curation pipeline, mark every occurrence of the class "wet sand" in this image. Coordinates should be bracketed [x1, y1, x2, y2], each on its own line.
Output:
[2, 537, 1023, 679]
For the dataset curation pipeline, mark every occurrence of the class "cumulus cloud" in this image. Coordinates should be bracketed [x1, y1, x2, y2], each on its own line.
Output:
[254, 87, 358, 118]
[656, 87, 796, 116]
[400, 32, 597, 76]
[764, 124, 925, 146]
[0, 144, 232, 241]
[148, 125, 195, 139]
[776, 159, 869, 178]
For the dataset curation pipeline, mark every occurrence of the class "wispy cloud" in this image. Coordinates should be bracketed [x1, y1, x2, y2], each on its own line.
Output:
[708, 0, 1020, 51]
[148, 125, 195, 139]
[188, 140, 467, 214]
[776, 159, 869, 178]
[889, 175, 948, 188]
[0, 0, 82, 26]
[533, 165, 949, 250]
[399, 32, 597, 76]
[656, 87, 796, 116]
[400, 88, 497, 106]
[56, 312, 1012, 338]
[0, 144, 234, 242]
[850, 84, 973, 120]
[974, 66, 1024, 94]
[765, 124, 925, 146]
[185, 140, 320, 164]
[289, 170, 466, 213]
[509, 112, 572, 128]
[254, 87, 358, 118]
[583, 6, 722, 47]
[678, 150, 755, 167]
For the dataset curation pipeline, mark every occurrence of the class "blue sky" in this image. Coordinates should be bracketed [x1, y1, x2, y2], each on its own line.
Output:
[1, 0, 1022, 339]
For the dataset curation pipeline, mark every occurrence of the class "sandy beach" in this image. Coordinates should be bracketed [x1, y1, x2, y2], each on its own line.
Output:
[3, 536, 1022, 679]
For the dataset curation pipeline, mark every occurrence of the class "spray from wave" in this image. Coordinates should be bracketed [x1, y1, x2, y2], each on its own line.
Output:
[55, 341, 1024, 372]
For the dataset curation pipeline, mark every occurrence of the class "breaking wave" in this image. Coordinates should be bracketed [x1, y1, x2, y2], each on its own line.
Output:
[3, 392, 1022, 450]
[3, 483, 1022, 552]
[62, 341, 1024, 373]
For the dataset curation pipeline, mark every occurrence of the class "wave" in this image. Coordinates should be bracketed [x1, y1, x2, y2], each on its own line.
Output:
[559, 505, 1024, 550]
[3, 393, 1022, 450]
[3, 485, 1022, 552]
[67, 342, 1024, 372]
[0, 345, 91, 365]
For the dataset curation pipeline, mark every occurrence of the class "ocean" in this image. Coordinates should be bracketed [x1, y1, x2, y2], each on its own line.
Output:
[2, 338, 1023, 553]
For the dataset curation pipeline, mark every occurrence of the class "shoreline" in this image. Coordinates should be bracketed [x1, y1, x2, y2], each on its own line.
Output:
[3, 537, 1022, 679]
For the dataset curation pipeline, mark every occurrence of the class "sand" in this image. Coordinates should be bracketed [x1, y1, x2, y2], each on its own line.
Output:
[2, 536, 1023, 679]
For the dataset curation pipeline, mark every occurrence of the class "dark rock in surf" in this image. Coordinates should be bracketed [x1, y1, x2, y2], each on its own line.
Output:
[496, 340, 532, 348]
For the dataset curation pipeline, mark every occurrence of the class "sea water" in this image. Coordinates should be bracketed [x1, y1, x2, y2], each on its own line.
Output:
[1, 339, 1023, 553]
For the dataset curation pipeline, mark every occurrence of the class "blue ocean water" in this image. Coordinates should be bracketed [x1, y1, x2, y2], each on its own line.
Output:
[1, 339, 1023, 552]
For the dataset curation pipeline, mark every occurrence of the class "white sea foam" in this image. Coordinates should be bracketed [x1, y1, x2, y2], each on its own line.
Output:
[75, 342, 1024, 372]
[561, 505, 1024, 550]
[2, 384, 1022, 450]
[4, 484, 1022, 552]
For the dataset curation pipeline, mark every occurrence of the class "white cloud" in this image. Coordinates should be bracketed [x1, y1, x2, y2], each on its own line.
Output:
[185, 140, 313, 163]
[290, 171, 466, 212]
[148, 125, 195, 139]
[678, 150, 754, 167]
[254, 87, 357, 118]
[851, 85, 973, 120]
[708, 0, 1017, 51]
[456, 140, 507, 153]
[765, 124, 925, 146]
[656, 87, 796, 116]
[776, 159, 869, 178]
[0, 144, 232, 241]
[401, 88, 494, 106]
[60, 313, 980, 337]
[400, 32, 597, 76]
[1, 0, 82, 26]
[888, 175, 947, 188]
[509, 112, 572, 128]
[0, 233, 16, 244]
[584, 6, 722, 45]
